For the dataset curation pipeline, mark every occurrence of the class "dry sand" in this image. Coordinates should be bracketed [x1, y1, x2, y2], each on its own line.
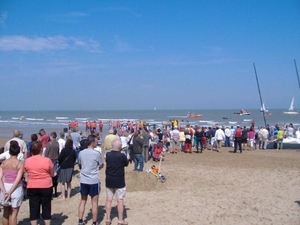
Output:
[0, 137, 299, 225]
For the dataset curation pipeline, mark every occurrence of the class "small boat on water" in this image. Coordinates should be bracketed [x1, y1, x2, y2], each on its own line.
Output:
[260, 102, 272, 116]
[283, 97, 298, 114]
[187, 112, 202, 118]
[234, 109, 251, 116]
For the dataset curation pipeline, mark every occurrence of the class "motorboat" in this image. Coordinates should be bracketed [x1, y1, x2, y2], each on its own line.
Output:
[234, 109, 251, 115]
[187, 112, 202, 118]
[283, 97, 298, 114]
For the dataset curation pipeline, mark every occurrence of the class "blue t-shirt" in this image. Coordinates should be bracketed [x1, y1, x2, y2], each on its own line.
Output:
[78, 149, 103, 184]
[105, 151, 128, 189]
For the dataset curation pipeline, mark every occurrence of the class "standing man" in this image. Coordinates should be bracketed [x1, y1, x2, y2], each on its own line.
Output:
[234, 125, 242, 153]
[141, 126, 151, 163]
[215, 126, 225, 152]
[70, 127, 81, 151]
[259, 127, 269, 150]
[44, 132, 60, 164]
[170, 126, 180, 153]
[78, 135, 104, 225]
[4, 129, 28, 159]
[224, 126, 231, 147]
[103, 129, 117, 152]
[105, 138, 129, 225]
[38, 128, 50, 156]
[241, 126, 249, 151]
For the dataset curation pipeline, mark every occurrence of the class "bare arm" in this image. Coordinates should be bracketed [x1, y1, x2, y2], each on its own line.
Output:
[6, 162, 24, 201]
[0, 166, 6, 194]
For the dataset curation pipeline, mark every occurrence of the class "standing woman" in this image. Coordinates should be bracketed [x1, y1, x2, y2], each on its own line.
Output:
[0, 141, 24, 225]
[25, 141, 54, 225]
[57, 139, 76, 200]
[248, 127, 256, 151]
[132, 130, 144, 171]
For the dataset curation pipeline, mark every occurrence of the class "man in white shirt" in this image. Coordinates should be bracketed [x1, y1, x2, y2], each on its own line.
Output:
[224, 126, 231, 147]
[215, 127, 225, 152]
[4, 130, 27, 159]
[170, 126, 180, 153]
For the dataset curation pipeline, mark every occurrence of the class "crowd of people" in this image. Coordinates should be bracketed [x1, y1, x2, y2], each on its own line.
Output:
[0, 127, 129, 225]
[0, 120, 299, 224]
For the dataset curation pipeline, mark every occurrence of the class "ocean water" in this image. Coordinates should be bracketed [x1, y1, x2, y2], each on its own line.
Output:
[0, 109, 299, 139]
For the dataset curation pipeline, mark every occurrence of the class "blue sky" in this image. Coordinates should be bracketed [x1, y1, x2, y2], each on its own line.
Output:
[0, 1, 300, 110]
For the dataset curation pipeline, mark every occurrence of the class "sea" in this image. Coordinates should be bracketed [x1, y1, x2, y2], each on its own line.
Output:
[0, 109, 299, 139]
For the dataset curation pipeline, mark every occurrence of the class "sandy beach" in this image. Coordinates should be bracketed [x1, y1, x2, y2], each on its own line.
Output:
[0, 137, 299, 225]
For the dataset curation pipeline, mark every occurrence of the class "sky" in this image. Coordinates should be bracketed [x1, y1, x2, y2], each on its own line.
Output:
[0, 1, 300, 111]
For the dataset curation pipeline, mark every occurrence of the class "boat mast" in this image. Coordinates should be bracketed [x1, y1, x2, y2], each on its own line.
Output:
[295, 59, 300, 91]
[253, 63, 267, 127]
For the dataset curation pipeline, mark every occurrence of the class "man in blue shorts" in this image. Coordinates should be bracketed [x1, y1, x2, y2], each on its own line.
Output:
[105, 138, 129, 225]
[78, 135, 104, 225]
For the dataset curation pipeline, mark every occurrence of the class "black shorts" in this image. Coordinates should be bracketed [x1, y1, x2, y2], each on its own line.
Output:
[241, 138, 248, 143]
[27, 187, 53, 220]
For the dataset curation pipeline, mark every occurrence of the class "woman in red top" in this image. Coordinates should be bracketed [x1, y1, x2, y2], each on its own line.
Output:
[25, 141, 54, 225]
[0, 140, 24, 225]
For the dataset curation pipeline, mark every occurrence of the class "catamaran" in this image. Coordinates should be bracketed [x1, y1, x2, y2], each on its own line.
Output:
[260, 102, 271, 116]
[283, 97, 298, 114]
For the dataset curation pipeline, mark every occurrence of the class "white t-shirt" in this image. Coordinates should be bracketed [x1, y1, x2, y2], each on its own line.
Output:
[0, 151, 24, 162]
[57, 138, 66, 154]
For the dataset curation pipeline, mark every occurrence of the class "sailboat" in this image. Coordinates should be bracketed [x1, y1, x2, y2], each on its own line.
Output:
[283, 97, 298, 114]
[260, 103, 271, 116]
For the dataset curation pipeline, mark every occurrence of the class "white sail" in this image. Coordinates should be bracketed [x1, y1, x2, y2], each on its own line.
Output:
[288, 97, 294, 111]
[260, 103, 266, 112]
[284, 97, 298, 114]
[260, 102, 268, 112]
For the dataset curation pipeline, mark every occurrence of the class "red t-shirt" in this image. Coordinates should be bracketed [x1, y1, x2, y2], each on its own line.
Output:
[40, 134, 50, 148]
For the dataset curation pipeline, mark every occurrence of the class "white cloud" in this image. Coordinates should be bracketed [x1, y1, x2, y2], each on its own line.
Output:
[0, 35, 100, 52]
[0, 12, 8, 27]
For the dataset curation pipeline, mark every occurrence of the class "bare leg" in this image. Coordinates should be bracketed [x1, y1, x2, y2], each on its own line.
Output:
[30, 220, 38, 225]
[2, 207, 9, 225]
[105, 197, 113, 222]
[67, 182, 71, 199]
[9, 207, 20, 225]
[44, 219, 51, 225]
[91, 194, 99, 223]
[60, 182, 66, 200]
[117, 198, 125, 223]
[78, 195, 88, 221]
